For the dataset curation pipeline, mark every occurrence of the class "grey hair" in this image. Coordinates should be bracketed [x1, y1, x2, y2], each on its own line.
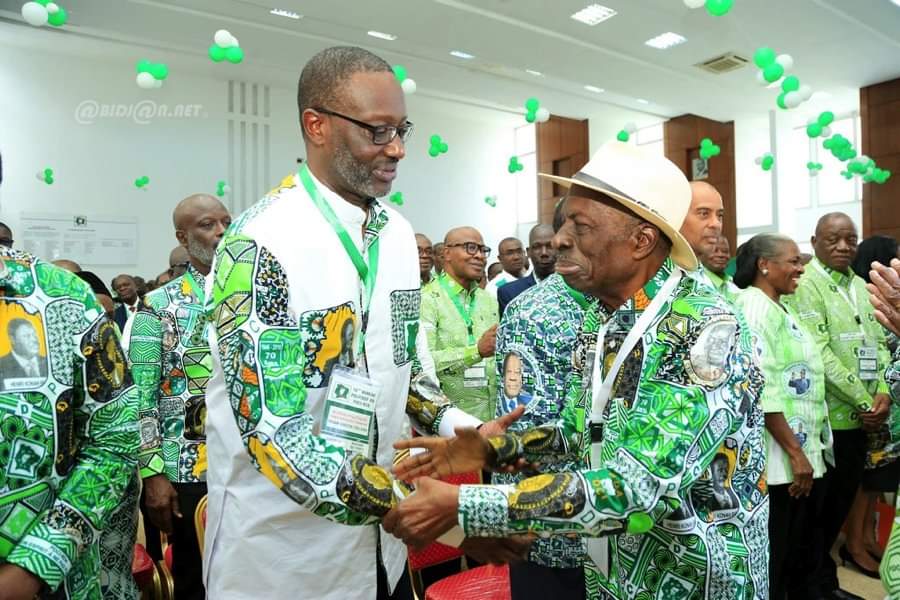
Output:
[733, 233, 795, 288]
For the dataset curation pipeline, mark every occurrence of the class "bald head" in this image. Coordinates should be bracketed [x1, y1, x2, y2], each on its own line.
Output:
[812, 212, 858, 272]
[52, 259, 82, 272]
[173, 193, 232, 271]
[443, 227, 487, 286]
[169, 246, 189, 268]
[681, 182, 724, 260]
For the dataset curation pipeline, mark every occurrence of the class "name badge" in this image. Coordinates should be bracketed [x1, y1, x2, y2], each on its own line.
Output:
[463, 363, 488, 388]
[321, 366, 381, 457]
[858, 346, 878, 380]
[839, 332, 865, 342]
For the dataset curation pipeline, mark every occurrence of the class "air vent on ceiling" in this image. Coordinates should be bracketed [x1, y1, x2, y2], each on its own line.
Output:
[695, 52, 749, 74]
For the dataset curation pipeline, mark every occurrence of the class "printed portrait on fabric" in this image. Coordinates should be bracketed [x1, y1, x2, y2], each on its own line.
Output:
[693, 438, 741, 520]
[498, 350, 535, 414]
[300, 302, 358, 388]
[0, 300, 48, 392]
[685, 317, 737, 387]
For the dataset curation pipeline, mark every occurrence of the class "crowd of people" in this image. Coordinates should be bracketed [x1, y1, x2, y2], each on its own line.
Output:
[2, 44, 900, 600]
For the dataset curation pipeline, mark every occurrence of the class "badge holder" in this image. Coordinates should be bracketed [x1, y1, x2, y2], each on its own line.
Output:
[321, 366, 382, 457]
[857, 346, 878, 381]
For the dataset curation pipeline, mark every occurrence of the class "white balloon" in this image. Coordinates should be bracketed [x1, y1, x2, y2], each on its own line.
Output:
[35, 171, 44, 181]
[152, 78, 163, 88]
[784, 91, 802, 108]
[214, 29, 233, 48]
[809, 169, 819, 177]
[21, 2, 48, 26]
[229, 36, 239, 48]
[624, 121, 637, 133]
[136, 72, 157, 89]
[754, 156, 763, 165]
[821, 126, 831, 137]
[798, 85, 813, 101]
[775, 54, 794, 71]
[683, 0, 706, 8]
[755, 70, 769, 86]
[536, 107, 551, 123]
[400, 78, 417, 94]
[46, 2, 59, 14]
[222, 185, 232, 194]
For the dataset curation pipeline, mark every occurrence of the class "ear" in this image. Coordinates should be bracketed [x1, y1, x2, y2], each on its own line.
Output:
[302, 108, 329, 147]
[175, 229, 187, 247]
[810, 235, 816, 247]
[757, 256, 769, 274]
[632, 223, 661, 260]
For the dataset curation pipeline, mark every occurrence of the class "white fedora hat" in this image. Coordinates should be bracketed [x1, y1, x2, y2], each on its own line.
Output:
[539, 141, 697, 271]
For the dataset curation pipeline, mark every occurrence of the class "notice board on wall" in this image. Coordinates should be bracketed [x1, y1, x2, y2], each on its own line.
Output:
[19, 213, 138, 266]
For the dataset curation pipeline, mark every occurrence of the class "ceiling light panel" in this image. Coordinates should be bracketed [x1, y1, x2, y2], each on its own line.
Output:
[367, 31, 397, 41]
[270, 8, 302, 19]
[645, 32, 687, 49]
[450, 50, 475, 59]
[571, 4, 617, 26]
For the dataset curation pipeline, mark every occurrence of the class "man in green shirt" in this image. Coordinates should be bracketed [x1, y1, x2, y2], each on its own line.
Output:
[421, 227, 499, 422]
[784, 211, 891, 599]
[703, 235, 739, 299]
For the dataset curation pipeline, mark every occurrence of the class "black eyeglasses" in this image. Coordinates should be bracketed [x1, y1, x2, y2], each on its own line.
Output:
[446, 242, 491, 257]
[418, 247, 434, 257]
[314, 107, 414, 145]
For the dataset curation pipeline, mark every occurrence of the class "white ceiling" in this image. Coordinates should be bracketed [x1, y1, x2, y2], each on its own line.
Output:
[1, 0, 899, 122]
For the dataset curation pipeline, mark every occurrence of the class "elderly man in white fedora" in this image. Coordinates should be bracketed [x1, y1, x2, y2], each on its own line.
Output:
[384, 141, 768, 599]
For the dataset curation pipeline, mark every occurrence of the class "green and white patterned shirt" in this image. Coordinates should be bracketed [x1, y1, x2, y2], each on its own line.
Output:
[457, 258, 768, 599]
[736, 286, 830, 484]
[784, 258, 890, 430]
[420, 273, 499, 421]
[129, 264, 210, 483]
[0, 246, 139, 599]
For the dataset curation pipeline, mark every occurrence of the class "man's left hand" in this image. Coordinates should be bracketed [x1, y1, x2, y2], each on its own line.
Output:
[383, 477, 460, 548]
[861, 393, 891, 430]
[0, 564, 43, 600]
[479, 405, 525, 437]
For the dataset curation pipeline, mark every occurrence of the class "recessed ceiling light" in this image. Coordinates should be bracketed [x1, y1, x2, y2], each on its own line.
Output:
[636, 98, 650, 104]
[367, 31, 397, 41]
[892, 0, 900, 7]
[270, 8, 302, 19]
[526, 69, 543, 76]
[571, 4, 617, 26]
[584, 85, 605, 93]
[645, 32, 687, 49]
[450, 50, 475, 59]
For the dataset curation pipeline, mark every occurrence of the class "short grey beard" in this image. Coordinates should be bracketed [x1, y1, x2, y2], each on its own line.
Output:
[187, 235, 216, 267]
[332, 141, 385, 199]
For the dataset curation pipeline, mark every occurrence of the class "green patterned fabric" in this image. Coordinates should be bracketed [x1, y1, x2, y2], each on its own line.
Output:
[492, 273, 592, 569]
[458, 258, 768, 599]
[735, 287, 830, 485]
[704, 269, 739, 301]
[129, 265, 210, 482]
[784, 258, 891, 430]
[0, 246, 139, 599]
[881, 349, 900, 594]
[420, 273, 499, 421]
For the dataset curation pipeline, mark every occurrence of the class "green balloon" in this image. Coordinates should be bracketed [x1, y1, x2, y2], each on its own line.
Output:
[617, 130, 630, 142]
[35, 0, 50, 5]
[705, 0, 734, 17]
[806, 123, 822, 138]
[763, 63, 784, 83]
[525, 97, 540, 112]
[43, 168, 53, 176]
[209, 44, 226, 62]
[817, 111, 834, 127]
[392, 65, 407, 82]
[429, 134, 441, 145]
[762, 156, 774, 170]
[700, 138, 712, 147]
[149, 63, 168, 80]
[47, 6, 67, 27]
[225, 46, 244, 64]
[428, 147, 440, 158]
[776, 93, 788, 110]
[136, 60, 152, 74]
[753, 47, 776, 69]
[439, 142, 448, 153]
[781, 75, 800, 93]
[525, 111, 536, 124]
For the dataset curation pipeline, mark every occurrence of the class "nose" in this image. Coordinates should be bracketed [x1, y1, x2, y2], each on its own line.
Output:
[384, 136, 406, 160]
[553, 231, 571, 252]
[215, 220, 228, 237]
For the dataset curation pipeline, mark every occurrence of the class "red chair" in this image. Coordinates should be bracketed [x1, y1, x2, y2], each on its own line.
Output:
[425, 564, 511, 600]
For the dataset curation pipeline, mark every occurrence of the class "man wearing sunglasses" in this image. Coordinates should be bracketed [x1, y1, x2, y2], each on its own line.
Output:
[421, 227, 500, 423]
[203, 46, 488, 600]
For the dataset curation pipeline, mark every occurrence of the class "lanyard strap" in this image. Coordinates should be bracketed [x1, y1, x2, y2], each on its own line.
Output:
[437, 273, 479, 345]
[299, 165, 380, 356]
[182, 268, 205, 304]
[811, 260, 864, 330]
[565, 283, 591, 310]
[590, 269, 682, 428]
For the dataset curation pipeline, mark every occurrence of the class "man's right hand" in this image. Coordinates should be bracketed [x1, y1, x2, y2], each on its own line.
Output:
[144, 474, 181, 534]
[477, 325, 498, 358]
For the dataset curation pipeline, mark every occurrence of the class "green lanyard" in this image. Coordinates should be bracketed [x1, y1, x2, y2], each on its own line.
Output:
[437, 273, 479, 345]
[299, 165, 380, 357]
[183, 268, 205, 304]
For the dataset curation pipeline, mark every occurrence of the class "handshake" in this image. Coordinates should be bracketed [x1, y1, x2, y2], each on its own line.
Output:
[381, 405, 538, 564]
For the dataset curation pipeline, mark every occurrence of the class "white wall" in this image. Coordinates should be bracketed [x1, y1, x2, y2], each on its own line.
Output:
[0, 33, 523, 283]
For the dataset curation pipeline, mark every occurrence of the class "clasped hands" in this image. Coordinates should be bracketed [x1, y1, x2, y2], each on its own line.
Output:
[382, 405, 536, 560]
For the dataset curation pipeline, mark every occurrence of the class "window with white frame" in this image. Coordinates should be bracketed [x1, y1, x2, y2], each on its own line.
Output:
[786, 112, 862, 210]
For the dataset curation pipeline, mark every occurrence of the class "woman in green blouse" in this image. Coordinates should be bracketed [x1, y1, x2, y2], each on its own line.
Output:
[734, 233, 831, 600]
